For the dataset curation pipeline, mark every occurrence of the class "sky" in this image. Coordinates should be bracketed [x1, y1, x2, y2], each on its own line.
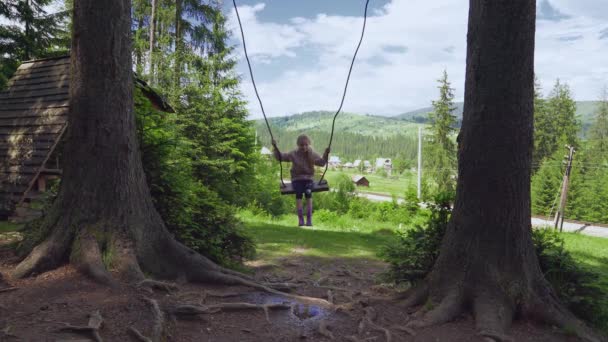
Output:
[223, 0, 608, 119]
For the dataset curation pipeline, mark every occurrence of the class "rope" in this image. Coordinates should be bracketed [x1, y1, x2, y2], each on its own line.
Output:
[232, 0, 285, 186]
[319, 0, 370, 183]
[233, 0, 370, 186]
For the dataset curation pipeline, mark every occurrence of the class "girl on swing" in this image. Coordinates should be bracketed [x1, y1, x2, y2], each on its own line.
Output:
[272, 135, 330, 226]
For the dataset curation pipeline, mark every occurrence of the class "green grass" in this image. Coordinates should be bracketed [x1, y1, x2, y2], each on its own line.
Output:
[562, 233, 608, 291]
[239, 211, 397, 261]
[0, 221, 21, 233]
[326, 169, 416, 197]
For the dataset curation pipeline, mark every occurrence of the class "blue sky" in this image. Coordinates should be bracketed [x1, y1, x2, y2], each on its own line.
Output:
[225, 0, 608, 119]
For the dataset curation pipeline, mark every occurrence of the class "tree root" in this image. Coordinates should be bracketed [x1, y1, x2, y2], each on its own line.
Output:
[143, 298, 164, 342]
[128, 327, 152, 342]
[56, 310, 104, 342]
[392, 325, 416, 336]
[71, 231, 114, 286]
[172, 302, 292, 323]
[318, 320, 334, 340]
[327, 290, 334, 304]
[473, 290, 514, 342]
[0, 287, 18, 293]
[137, 279, 178, 293]
[398, 283, 428, 308]
[478, 329, 514, 342]
[406, 291, 463, 329]
[361, 307, 392, 342]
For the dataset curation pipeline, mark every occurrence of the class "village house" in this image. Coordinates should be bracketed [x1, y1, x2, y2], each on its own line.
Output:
[0, 56, 173, 221]
[351, 175, 369, 187]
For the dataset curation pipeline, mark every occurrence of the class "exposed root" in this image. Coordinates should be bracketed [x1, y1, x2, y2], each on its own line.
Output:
[361, 307, 392, 342]
[172, 302, 292, 321]
[406, 291, 463, 329]
[327, 290, 334, 304]
[12, 232, 70, 279]
[398, 283, 428, 308]
[0, 287, 18, 293]
[318, 320, 334, 340]
[392, 325, 416, 336]
[262, 281, 300, 292]
[71, 231, 114, 286]
[137, 279, 178, 293]
[128, 327, 152, 342]
[143, 298, 164, 342]
[112, 240, 145, 282]
[56, 310, 104, 342]
[473, 290, 514, 341]
[478, 330, 514, 342]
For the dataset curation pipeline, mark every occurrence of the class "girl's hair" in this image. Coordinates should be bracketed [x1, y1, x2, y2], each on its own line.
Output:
[296, 134, 315, 167]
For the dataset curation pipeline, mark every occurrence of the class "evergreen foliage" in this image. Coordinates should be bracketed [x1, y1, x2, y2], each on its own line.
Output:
[425, 70, 458, 195]
[0, 0, 69, 88]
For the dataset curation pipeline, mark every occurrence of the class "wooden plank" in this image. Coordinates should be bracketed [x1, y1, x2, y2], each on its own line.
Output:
[0, 94, 69, 105]
[13, 64, 69, 77]
[0, 108, 68, 119]
[6, 75, 68, 88]
[0, 115, 67, 128]
[0, 86, 69, 100]
[279, 181, 330, 195]
[8, 68, 68, 82]
[0, 174, 32, 185]
[0, 140, 55, 150]
[0, 134, 60, 144]
[0, 166, 39, 174]
[0, 184, 30, 193]
[18, 58, 70, 70]
[1, 155, 47, 166]
[0, 150, 51, 159]
[2, 80, 69, 93]
[0, 100, 70, 112]
[0, 124, 65, 135]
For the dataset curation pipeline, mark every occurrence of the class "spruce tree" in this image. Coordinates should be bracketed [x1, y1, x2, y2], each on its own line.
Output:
[532, 78, 554, 168]
[425, 70, 458, 194]
[546, 79, 580, 149]
[589, 86, 608, 158]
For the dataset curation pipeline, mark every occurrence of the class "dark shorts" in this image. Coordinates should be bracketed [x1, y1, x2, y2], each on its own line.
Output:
[292, 180, 313, 199]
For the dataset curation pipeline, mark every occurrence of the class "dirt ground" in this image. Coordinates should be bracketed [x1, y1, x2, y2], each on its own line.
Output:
[0, 234, 583, 342]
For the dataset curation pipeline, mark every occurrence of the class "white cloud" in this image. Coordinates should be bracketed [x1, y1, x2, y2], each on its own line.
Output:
[229, 0, 608, 118]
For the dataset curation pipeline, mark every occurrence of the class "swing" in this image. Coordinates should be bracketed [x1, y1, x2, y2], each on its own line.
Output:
[233, 0, 370, 195]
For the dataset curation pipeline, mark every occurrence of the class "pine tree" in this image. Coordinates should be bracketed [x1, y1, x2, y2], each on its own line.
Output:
[532, 78, 554, 168]
[425, 70, 457, 194]
[531, 153, 562, 217]
[546, 79, 580, 148]
[0, 0, 68, 61]
[588, 86, 608, 158]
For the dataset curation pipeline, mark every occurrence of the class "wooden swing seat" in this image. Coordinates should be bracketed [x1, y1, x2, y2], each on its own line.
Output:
[280, 180, 330, 195]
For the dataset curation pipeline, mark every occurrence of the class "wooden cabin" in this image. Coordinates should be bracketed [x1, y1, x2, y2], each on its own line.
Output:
[352, 175, 369, 187]
[0, 56, 172, 221]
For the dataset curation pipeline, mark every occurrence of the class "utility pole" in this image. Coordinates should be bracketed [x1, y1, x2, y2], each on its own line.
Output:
[417, 126, 422, 199]
[553, 145, 575, 232]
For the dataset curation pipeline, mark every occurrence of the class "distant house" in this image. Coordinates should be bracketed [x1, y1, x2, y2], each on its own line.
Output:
[0, 56, 173, 220]
[343, 162, 354, 168]
[328, 155, 341, 166]
[363, 160, 372, 169]
[260, 146, 272, 156]
[375, 158, 392, 170]
[352, 175, 369, 187]
[353, 160, 362, 168]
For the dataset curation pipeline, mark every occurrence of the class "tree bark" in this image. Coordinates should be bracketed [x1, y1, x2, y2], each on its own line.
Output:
[11, 0, 256, 289]
[403, 1, 600, 341]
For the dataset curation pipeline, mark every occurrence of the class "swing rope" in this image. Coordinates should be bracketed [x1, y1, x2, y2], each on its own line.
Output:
[232, 0, 286, 186]
[233, 0, 370, 187]
[319, 0, 370, 184]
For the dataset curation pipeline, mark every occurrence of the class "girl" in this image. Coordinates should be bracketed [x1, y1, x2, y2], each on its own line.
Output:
[272, 135, 329, 226]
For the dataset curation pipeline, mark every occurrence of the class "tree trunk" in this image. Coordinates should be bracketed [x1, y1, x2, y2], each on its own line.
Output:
[402, 1, 600, 341]
[148, 0, 156, 84]
[11, 0, 257, 289]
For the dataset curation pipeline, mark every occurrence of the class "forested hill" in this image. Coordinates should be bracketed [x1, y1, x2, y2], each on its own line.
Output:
[396, 101, 600, 130]
[254, 111, 424, 161]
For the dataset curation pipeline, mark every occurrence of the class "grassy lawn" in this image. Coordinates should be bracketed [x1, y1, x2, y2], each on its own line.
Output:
[0, 221, 21, 233]
[326, 168, 416, 197]
[239, 211, 396, 261]
[562, 233, 608, 290]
